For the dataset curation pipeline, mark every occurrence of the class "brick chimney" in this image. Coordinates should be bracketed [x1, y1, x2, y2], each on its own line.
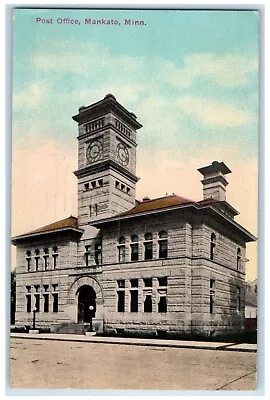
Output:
[197, 161, 231, 201]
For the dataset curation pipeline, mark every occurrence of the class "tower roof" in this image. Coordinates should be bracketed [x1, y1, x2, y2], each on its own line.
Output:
[197, 161, 231, 177]
[72, 93, 142, 130]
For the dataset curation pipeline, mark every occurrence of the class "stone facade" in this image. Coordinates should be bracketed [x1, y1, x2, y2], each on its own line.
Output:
[12, 95, 256, 337]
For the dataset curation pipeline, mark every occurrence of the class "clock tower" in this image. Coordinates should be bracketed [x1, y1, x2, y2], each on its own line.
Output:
[73, 94, 142, 229]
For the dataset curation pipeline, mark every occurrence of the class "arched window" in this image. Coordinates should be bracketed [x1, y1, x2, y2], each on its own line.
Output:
[26, 250, 31, 271]
[118, 236, 126, 263]
[34, 249, 40, 271]
[237, 248, 241, 271]
[210, 233, 216, 260]
[158, 231, 168, 258]
[43, 248, 49, 270]
[52, 246, 59, 269]
[144, 232, 153, 260]
[130, 235, 139, 261]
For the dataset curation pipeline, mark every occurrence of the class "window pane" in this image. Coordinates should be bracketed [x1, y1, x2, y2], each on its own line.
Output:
[130, 290, 138, 312]
[158, 297, 167, 313]
[144, 295, 152, 312]
[44, 294, 49, 312]
[117, 291, 125, 312]
[144, 242, 153, 260]
[131, 243, 139, 261]
[159, 241, 168, 258]
[53, 293, 59, 312]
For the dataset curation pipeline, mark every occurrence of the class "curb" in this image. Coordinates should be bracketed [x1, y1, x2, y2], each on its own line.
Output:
[10, 333, 257, 353]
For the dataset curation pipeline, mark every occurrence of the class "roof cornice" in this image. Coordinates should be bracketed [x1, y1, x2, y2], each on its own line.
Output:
[11, 226, 84, 245]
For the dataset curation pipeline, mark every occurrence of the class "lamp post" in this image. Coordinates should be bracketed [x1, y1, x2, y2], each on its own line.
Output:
[32, 306, 37, 330]
[89, 305, 94, 332]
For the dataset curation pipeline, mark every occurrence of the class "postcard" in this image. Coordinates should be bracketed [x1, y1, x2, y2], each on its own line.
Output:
[10, 7, 259, 392]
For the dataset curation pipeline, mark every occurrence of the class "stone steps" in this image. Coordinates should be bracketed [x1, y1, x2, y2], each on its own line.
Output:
[51, 323, 90, 335]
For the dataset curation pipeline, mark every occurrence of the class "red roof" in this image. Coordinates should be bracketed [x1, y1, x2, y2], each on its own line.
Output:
[21, 216, 78, 236]
[120, 194, 194, 216]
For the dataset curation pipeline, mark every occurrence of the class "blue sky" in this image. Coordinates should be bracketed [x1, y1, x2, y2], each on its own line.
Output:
[12, 8, 259, 280]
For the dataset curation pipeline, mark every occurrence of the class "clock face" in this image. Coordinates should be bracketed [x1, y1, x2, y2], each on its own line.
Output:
[116, 142, 129, 166]
[86, 140, 103, 163]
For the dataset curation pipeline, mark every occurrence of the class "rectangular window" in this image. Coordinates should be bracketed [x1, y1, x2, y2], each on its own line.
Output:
[210, 279, 215, 314]
[158, 277, 168, 313]
[52, 254, 58, 269]
[43, 293, 49, 313]
[95, 243, 102, 265]
[26, 295, 31, 312]
[34, 294, 40, 312]
[52, 293, 59, 312]
[144, 295, 152, 313]
[158, 277, 167, 287]
[130, 279, 138, 288]
[144, 242, 153, 260]
[158, 296, 167, 313]
[44, 256, 49, 270]
[35, 257, 39, 271]
[131, 243, 139, 261]
[118, 246, 125, 263]
[158, 241, 168, 258]
[130, 290, 138, 312]
[144, 278, 152, 287]
[117, 291, 125, 312]
[117, 280, 125, 288]
[236, 286, 241, 312]
[85, 245, 91, 266]
[26, 258, 31, 271]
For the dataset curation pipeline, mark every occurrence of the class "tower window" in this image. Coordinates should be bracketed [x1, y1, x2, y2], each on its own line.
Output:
[90, 204, 98, 217]
[126, 187, 131, 194]
[84, 183, 89, 190]
[91, 181, 97, 189]
[115, 181, 120, 189]
[98, 179, 103, 187]
[144, 233, 153, 260]
[210, 233, 216, 260]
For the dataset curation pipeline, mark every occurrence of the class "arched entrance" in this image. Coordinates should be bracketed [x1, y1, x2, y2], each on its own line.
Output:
[77, 285, 96, 323]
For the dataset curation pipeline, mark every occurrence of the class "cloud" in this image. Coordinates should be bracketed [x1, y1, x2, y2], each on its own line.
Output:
[159, 53, 258, 88]
[13, 83, 47, 110]
[177, 96, 255, 127]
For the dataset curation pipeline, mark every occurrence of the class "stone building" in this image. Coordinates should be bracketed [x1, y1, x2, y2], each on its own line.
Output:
[12, 94, 256, 337]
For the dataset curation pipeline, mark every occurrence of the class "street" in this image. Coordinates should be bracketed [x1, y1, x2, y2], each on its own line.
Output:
[9, 337, 256, 391]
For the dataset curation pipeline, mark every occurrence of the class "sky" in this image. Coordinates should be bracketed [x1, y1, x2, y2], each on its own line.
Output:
[11, 8, 259, 281]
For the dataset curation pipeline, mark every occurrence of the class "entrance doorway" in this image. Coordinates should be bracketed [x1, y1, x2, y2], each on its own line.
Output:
[77, 285, 96, 323]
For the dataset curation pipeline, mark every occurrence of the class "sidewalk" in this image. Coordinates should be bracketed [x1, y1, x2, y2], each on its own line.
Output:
[10, 332, 257, 352]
